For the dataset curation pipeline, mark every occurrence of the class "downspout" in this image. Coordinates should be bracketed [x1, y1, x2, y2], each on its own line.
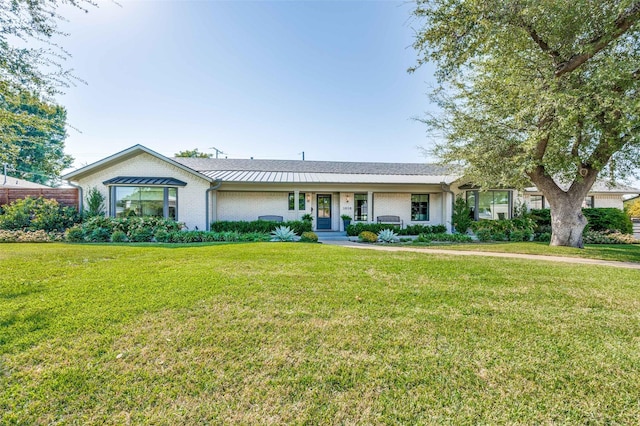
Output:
[66, 181, 83, 214]
[440, 182, 455, 233]
[205, 179, 223, 231]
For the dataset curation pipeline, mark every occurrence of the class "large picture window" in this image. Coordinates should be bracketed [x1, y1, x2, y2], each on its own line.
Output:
[529, 195, 545, 209]
[411, 194, 429, 221]
[465, 190, 511, 220]
[354, 193, 368, 221]
[113, 186, 177, 220]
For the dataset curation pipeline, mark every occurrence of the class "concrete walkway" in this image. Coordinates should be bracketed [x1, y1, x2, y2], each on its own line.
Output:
[321, 240, 640, 270]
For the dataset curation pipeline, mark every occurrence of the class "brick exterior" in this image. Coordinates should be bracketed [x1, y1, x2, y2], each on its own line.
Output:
[71, 152, 211, 230]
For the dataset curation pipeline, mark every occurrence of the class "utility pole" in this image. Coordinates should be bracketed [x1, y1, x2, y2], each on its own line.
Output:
[2, 163, 7, 185]
[209, 147, 226, 159]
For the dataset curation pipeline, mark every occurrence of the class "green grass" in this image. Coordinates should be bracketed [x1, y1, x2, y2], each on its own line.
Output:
[413, 241, 640, 263]
[1, 243, 639, 424]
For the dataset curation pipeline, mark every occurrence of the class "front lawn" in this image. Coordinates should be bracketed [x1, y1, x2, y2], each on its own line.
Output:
[1, 243, 639, 424]
[415, 241, 640, 263]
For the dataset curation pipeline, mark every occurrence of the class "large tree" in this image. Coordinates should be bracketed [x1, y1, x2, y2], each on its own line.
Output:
[1, 0, 96, 184]
[412, 0, 640, 247]
[0, 81, 72, 184]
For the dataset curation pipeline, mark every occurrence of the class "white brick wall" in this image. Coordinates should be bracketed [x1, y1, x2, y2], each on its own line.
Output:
[72, 152, 211, 229]
[373, 192, 443, 226]
[216, 191, 305, 222]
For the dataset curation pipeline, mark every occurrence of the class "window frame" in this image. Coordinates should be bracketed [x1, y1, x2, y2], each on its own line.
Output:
[410, 194, 430, 222]
[354, 193, 368, 221]
[465, 190, 512, 221]
[288, 192, 306, 210]
[110, 185, 178, 220]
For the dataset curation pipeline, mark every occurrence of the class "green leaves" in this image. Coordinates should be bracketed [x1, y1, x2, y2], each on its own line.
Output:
[413, 0, 640, 189]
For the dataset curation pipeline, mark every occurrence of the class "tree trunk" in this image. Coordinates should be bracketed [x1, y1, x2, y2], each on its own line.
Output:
[548, 199, 587, 248]
[528, 166, 596, 249]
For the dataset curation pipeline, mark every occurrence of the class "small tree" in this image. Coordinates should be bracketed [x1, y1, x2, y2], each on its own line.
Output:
[625, 199, 640, 219]
[451, 197, 472, 234]
[174, 149, 213, 158]
[84, 186, 106, 218]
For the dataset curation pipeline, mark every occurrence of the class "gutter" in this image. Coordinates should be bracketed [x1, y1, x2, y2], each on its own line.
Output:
[66, 181, 84, 214]
[440, 182, 455, 233]
[205, 179, 223, 231]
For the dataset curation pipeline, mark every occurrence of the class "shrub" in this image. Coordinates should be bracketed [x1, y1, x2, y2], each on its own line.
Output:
[416, 233, 473, 243]
[129, 228, 154, 243]
[475, 229, 493, 242]
[0, 230, 60, 243]
[88, 227, 111, 242]
[452, 197, 473, 233]
[154, 229, 171, 243]
[270, 226, 297, 242]
[358, 231, 378, 243]
[210, 220, 311, 235]
[84, 186, 106, 218]
[508, 230, 527, 242]
[0, 197, 79, 232]
[110, 230, 128, 243]
[535, 232, 552, 242]
[530, 208, 632, 235]
[583, 208, 632, 234]
[583, 230, 638, 244]
[300, 231, 319, 243]
[377, 229, 399, 243]
[347, 223, 446, 237]
[65, 225, 85, 242]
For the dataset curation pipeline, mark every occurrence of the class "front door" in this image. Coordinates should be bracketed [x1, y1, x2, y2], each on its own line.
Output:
[317, 194, 332, 230]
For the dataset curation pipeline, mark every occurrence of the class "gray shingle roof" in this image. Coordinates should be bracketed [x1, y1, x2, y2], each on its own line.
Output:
[173, 158, 454, 175]
[172, 158, 459, 184]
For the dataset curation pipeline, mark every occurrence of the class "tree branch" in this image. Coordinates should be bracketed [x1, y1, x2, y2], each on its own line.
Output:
[555, 2, 640, 77]
[523, 22, 563, 65]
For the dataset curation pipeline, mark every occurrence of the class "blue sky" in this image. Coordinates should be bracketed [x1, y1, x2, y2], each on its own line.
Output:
[57, 0, 438, 169]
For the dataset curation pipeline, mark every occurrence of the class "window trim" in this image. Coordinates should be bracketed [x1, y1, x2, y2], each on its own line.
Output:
[288, 192, 306, 210]
[109, 185, 179, 220]
[410, 193, 430, 222]
[465, 190, 512, 221]
[354, 193, 368, 221]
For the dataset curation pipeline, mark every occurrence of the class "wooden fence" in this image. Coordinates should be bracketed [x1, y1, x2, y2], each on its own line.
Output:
[0, 188, 79, 209]
[633, 219, 640, 240]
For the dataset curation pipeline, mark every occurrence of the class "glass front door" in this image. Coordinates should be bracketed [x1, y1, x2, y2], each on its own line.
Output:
[317, 194, 332, 230]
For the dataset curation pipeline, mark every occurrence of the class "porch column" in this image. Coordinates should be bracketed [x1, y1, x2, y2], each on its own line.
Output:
[367, 191, 373, 223]
[294, 189, 300, 220]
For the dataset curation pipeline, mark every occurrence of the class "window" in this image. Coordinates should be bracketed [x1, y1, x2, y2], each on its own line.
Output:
[465, 190, 511, 220]
[583, 196, 594, 208]
[113, 186, 177, 220]
[529, 195, 545, 209]
[354, 194, 368, 221]
[288, 192, 305, 210]
[411, 194, 429, 221]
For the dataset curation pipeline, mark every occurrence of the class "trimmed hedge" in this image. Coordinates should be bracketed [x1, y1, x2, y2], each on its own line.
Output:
[346, 223, 447, 237]
[530, 208, 632, 234]
[210, 220, 311, 235]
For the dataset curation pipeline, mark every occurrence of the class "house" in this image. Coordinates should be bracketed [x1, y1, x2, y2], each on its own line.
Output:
[61, 144, 638, 232]
[1, 176, 50, 188]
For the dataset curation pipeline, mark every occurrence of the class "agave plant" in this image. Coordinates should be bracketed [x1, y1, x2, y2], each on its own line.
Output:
[377, 228, 399, 243]
[270, 226, 297, 242]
